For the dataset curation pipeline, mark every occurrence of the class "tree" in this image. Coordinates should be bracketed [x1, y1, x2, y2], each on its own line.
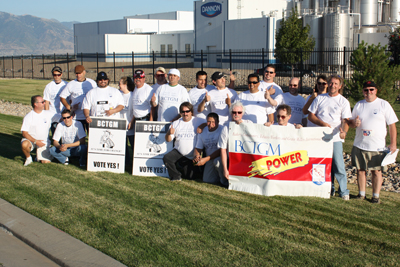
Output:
[275, 8, 315, 76]
[345, 41, 400, 103]
[387, 27, 400, 65]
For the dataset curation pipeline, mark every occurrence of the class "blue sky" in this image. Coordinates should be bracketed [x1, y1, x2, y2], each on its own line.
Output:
[1, 0, 196, 23]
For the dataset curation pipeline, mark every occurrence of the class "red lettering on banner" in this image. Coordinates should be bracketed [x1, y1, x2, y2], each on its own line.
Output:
[273, 159, 280, 168]
[266, 160, 273, 170]
[290, 154, 295, 164]
[280, 156, 289, 166]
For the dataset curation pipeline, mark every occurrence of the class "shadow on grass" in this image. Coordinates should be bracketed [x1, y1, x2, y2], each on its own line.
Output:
[0, 132, 23, 160]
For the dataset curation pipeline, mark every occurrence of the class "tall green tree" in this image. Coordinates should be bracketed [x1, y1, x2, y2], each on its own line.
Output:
[387, 27, 400, 64]
[275, 8, 315, 75]
[345, 41, 400, 103]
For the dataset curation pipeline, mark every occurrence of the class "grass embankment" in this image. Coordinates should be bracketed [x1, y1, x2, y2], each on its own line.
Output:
[0, 79, 400, 266]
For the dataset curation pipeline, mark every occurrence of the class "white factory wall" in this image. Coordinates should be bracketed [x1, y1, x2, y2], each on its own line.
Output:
[74, 35, 105, 54]
[356, 32, 389, 46]
[227, 0, 287, 20]
[74, 19, 128, 36]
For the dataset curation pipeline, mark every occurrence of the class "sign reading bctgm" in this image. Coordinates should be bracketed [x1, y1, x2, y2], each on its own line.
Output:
[201, 2, 222, 17]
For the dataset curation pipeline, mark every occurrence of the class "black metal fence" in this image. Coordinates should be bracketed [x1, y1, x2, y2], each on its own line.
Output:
[0, 48, 360, 93]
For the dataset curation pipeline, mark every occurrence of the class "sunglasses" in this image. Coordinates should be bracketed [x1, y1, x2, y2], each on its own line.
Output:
[37, 101, 45, 104]
[232, 111, 243, 115]
[265, 71, 274, 74]
[289, 84, 298, 87]
[53, 74, 61, 77]
[181, 110, 191, 114]
[317, 82, 327, 85]
[62, 115, 72, 120]
[277, 115, 287, 119]
[363, 88, 375, 92]
[248, 81, 259, 85]
[156, 74, 165, 77]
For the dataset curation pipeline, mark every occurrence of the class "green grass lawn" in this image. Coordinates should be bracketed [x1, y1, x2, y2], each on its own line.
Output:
[1, 79, 400, 266]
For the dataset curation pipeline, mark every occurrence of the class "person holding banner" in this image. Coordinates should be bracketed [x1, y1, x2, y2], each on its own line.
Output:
[151, 68, 190, 122]
[238, 74, 276, 124]
[193, 112, 224, 185]
[348, 81, 398, 204]
[163, 102, 206, 181]
[49, 109, 87, 166]
[264, 104, 303, 129]
[82, 72, 124, 124]
[308, 74, 351, 200]
[216, 101, 253, 186]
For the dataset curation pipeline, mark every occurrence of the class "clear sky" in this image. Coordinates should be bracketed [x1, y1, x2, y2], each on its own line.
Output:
[0, 0, 196, 23]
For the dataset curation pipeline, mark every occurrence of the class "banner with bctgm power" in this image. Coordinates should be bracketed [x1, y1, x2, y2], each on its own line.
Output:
[87, 117, 126, 173]
[133, 121, 173, 177]
[228, 123, 333, 198]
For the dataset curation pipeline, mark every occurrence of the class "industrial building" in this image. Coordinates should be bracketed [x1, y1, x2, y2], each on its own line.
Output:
[73, 0, 400, 65]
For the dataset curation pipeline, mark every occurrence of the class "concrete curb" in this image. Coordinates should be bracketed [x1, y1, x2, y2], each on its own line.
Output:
[0, 198, 126, 267]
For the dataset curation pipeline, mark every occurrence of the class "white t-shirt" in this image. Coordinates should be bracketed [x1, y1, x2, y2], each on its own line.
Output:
[238, 90, 275, 124]
[53, 120, 86, 144]
[207, 87, 238, 126]
[82, 86, 124, 118]
[308, 93, 352, 142]
[188, 85, 214, 119]
[59, 78, 97, 120]
[131, 83, 154, 119]
[120, 91, 135, 136]
[151, 83, 164, 91]
[154, 83, 190, 122]
[258, 81, 283, 100]
[169, 117, 206, 159]
[217, 120, 253, 150]
[195, 125, 223, 156]
[352, 98, 398, 151]
[21, 110, 60, 145]
[43, 80, 67, 114]
[305, 94, 317, 127]
[282, 93, 307, 125]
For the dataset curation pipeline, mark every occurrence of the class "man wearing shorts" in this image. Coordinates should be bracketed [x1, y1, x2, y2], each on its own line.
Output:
[349, 81, 398, 204]
[21, 95, 60, 166]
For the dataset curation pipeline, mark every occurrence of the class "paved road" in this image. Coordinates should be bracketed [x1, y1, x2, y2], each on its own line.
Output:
[0, 226, 59, 267]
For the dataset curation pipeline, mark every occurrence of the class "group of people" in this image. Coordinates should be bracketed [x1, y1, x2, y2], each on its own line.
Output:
[21, 64, 398, 203]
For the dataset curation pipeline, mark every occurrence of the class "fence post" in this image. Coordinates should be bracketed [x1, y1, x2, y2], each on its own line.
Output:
[152, 51, 155, 85]
[42, 54, 45, 79]
[54, 53, 56, 67]
[12, 56, 14, 78]
[229, 49, 232, 71]
[300, 48, 304, 94]
[262, 48, 265, 69]
[175, 50, 178, 69]
[113, 52, 116, 83]
[96, 52, 99, 74]
[201, 50, 204, 71]
[3, 56, 5, 78]
[21, 56, 24, 79]
[31, 55, 33, 79]
[80, 52, 83, 65]
[343, 47, 346, 80]
[132, 51, 137, 77]
[66, 53, 69, 81]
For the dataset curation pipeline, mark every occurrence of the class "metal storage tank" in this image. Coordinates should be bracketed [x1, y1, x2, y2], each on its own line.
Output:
[361, 0, 378, 26]
[303, 14, 323, 50]
[391, 0, 400, 22]
[382, 1, 391, 23]
[351, 0, 360, 14]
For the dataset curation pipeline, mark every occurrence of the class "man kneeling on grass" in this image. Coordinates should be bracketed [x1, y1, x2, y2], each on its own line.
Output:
[50, 109, 87, 166]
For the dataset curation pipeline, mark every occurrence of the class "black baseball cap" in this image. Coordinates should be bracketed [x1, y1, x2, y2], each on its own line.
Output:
[211, 72, 224, 81]
[363, 81, 377, 88]
[134, 70, 145, 78]
[51, 66, 62, 74]
[96, 71, 108, 81]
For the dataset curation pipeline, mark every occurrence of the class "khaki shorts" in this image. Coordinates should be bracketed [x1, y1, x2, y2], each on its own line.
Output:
[351, 146, 387, 172]
[21, 138, 53, 162]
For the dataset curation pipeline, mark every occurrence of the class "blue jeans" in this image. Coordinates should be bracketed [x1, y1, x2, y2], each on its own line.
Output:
[332, 142, 349, 197]
[50, 145, 87, 165]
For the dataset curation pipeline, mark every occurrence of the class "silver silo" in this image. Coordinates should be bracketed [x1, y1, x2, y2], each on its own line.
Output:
[391, 0, 400, 22]
[361, 0, 378, 26]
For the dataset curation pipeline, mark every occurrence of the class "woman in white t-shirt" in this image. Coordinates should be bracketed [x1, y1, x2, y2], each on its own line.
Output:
[302, 74, 328, 127]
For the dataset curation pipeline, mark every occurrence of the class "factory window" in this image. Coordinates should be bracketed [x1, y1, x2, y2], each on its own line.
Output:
[168, 44, 173, 58]
[185, 44, 191, 57]
[160, 45, 166, 57]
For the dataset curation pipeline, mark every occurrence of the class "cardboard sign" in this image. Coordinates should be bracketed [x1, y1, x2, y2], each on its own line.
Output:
[87, 117, 126, 173]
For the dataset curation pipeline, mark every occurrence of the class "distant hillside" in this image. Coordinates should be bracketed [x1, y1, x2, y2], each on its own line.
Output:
[0, 11, 74, 56]
[61, 21, 80, 30]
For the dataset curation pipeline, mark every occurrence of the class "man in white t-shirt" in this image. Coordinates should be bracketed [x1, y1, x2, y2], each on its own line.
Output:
[60, 65, 97, 132]
[163, 102, 206, 181]
[151, 68, 190, 122]
[189, 70, 215, 119]
[198, 71, 238, 126]
[348, 81, 398, 204]
[82, 71, 124, 124]
[151, 67, 168, 121]
[193, 112, 224, 185]
[21, 95, 60, 166]
[308, 74, 351, 200]
[238, 73, 276, 124]
[258, 64, 284, 103]
[264, 104, 303, 129]
[49, 109, 87, 166]
[283, 77, 307, 126]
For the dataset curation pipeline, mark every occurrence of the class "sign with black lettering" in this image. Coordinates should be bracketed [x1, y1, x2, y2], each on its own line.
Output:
[133, 121, 173, 177]
[88, 117, 126, 173]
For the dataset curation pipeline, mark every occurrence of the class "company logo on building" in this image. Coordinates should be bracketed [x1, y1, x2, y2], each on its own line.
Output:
[201, 2, 222, 17]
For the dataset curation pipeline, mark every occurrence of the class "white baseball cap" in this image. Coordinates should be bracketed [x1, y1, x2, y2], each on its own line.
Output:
[168, 68, 180, 77]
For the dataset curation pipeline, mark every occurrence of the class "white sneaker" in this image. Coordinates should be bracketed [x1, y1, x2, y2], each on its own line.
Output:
[64, 157, 69, 166]
[342, 195, 350, 201]
[24, 157, 33, 166]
